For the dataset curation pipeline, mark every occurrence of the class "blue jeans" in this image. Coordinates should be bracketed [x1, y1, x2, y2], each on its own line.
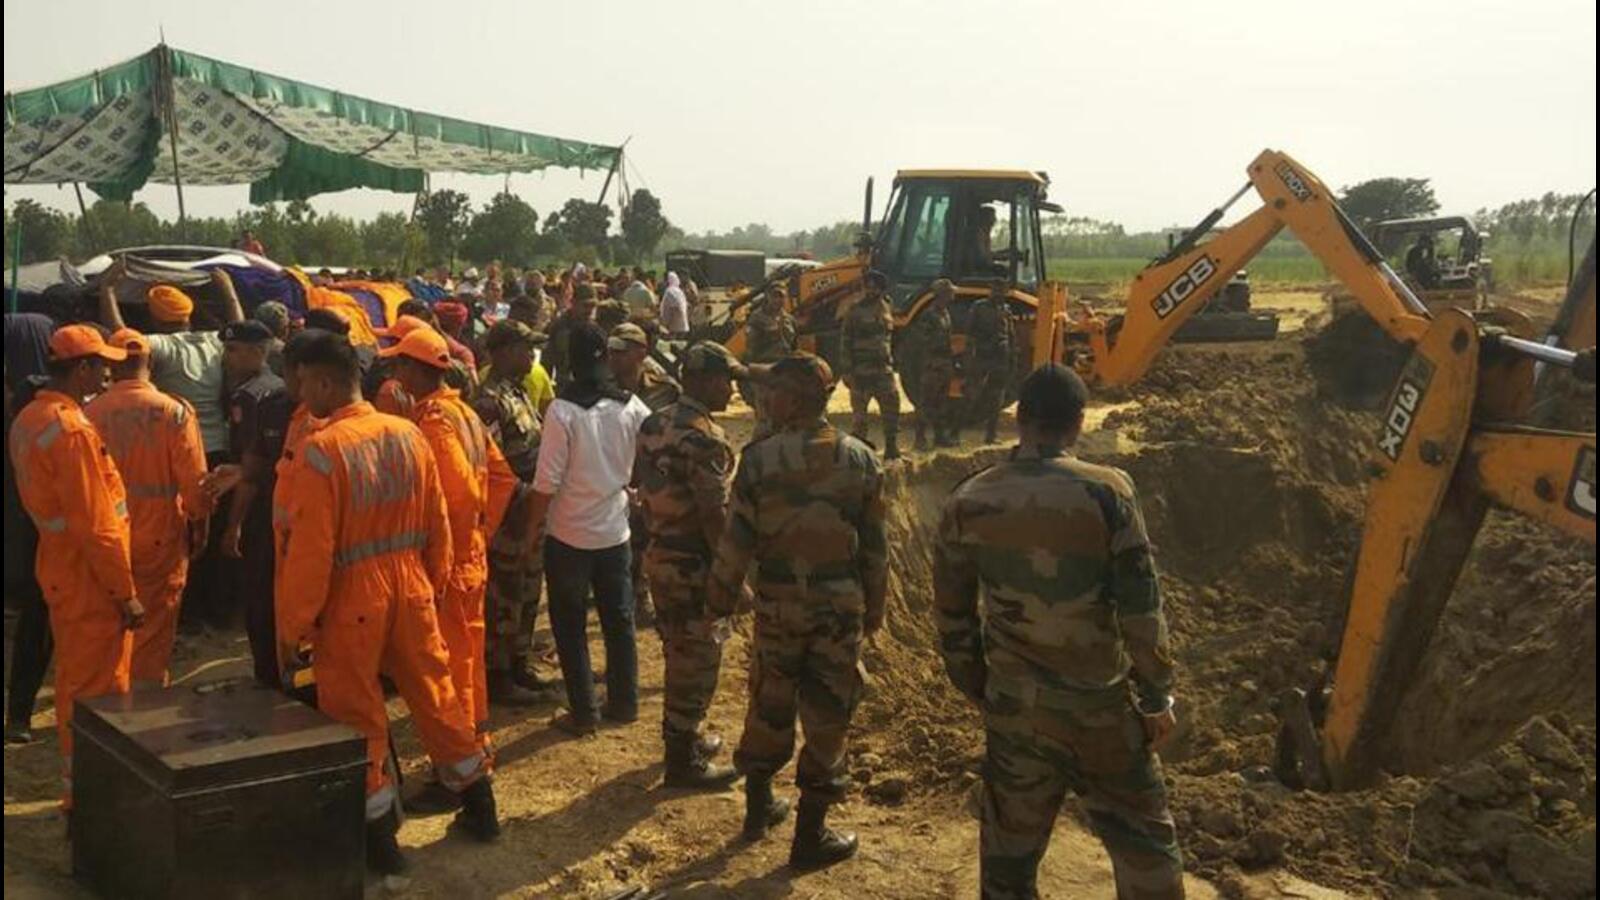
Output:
[544, 536, 638, 722]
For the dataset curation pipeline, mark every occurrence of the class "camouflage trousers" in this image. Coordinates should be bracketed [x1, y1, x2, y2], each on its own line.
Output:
[967, 359, 1009, 437]
[630, 507, 654, 621]
[485, 547, 542, 672]
[847, 370, 901, 444]
[645, 550, 724, 741]
[981, 681, 1184, 900]
[733, 580, 865, 805]
[915, 360, 957, 440]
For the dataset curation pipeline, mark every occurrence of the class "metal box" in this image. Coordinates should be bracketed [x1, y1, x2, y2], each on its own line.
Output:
[71, 680, 367, 899]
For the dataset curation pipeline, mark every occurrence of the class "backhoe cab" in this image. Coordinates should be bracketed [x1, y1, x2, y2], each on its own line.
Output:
[1370, 215, 1494, 310]
[713, 169, 1067, 416]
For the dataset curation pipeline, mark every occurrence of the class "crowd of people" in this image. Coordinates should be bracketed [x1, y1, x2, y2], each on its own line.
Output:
[3, 258, 1188, 898]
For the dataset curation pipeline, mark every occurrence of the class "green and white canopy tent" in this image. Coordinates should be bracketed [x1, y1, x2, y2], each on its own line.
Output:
[4, 44, 623, 209]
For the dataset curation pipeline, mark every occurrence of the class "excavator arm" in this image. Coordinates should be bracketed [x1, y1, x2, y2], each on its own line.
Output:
[1278, 309, 1596, 791]
[1080, 149, 1433, 386]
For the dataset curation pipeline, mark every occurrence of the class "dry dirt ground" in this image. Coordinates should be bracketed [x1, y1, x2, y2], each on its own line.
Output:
[5, 291, 1595, 899]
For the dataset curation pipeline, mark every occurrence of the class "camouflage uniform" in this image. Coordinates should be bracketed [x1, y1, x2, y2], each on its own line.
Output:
[708, 386, 887, 807]
[933, 446, 1183, 900]
[839, 294, 901, 453]
[629, 353, 682, 625]
[473, 368, 543, 680]
[741, 303, 796, 440]
[637, 355, 682, 411]
[965, 293, 1015, 441]
[906, 302, 957, 448]
[636, 394, 735, 742]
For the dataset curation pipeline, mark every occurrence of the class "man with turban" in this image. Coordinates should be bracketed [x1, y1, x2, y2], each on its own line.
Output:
[99, 258, 244, 628]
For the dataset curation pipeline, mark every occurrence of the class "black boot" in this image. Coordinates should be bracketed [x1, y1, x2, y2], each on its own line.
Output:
[789, 798, 858, 870]
[488, 668, 544, 708]
[664, 734, 738, 790]
[913, 424, 929, 452]
[983, 417, 998, 444]
[695, 732, 724, 759]
[402, 773, 461, 815]
[883, 432, 901, 460]
[742, 774, 791, 841]
[365, 806, 408, 875]
[449, 777, 500, 842]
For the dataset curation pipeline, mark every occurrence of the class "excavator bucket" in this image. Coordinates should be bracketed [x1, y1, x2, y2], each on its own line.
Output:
[1282, 310, 1485, 790]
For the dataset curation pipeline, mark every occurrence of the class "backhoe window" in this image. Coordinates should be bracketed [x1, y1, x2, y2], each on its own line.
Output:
[1012, 191, 1041, 289]
[879, 185, 953, 282]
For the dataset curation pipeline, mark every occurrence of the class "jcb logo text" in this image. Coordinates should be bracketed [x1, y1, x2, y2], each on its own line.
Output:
[1153, 256, 1218, 319]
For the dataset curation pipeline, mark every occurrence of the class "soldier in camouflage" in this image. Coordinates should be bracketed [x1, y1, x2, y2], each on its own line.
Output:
[473, 320, 549, 707]
[839, 270, 902, 459]
[607, 321, 683, 629]
[933, 363, 1185, 900]
[907, 278, 959, 450]
[635, 341, 747, 791]
[965, 279, 1015, 444]
[708, 352, 886, 870]
[740, 286, 797, 440]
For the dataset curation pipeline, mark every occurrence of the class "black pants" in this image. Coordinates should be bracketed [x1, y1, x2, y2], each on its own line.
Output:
[180, 451, 237, 628]
[239, 509, 278, 687]
[545, 537, 638, 723]
[4, 512, 51, 727]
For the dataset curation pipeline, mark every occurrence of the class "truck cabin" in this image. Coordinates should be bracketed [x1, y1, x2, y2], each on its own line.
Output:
[870, 170, 1056, 309]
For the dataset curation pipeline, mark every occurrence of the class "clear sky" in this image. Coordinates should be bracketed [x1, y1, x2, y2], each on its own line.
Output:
[5, 0, 1596, 234]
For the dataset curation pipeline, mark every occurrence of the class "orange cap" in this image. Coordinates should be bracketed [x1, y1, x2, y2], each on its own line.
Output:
[380, 315, 430, 339]
[109, 327, 151, 356]
[49, 324, 127, 362]
[378, 327, 452, 370]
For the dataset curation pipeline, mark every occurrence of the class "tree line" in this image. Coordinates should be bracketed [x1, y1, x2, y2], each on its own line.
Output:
[4, 178, 1591, 286]
[2, 188, 674, 273]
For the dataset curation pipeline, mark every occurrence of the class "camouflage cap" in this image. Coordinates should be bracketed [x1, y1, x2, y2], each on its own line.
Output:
[607, 321, 649, 351]
[768, 351, 835, 400]
[484, 319, 545, 350]
[681, 340, 747, 378]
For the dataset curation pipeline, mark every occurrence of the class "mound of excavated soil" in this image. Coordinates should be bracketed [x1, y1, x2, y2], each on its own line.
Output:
[862, 339, 1597, 896]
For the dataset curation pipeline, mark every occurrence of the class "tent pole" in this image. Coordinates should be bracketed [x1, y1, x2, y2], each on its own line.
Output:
[157, 44, 188, 240]
[73, 182, 97, 251]
[596, 146, 621, 206]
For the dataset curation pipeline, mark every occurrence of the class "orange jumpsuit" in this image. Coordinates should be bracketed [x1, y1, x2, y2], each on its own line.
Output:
[86, 381, 209, 687]
[276, 401, 485, 821]
[272, 403, 325, 571]
[409, 387, 516, 745]
[8, 389, 136, 804]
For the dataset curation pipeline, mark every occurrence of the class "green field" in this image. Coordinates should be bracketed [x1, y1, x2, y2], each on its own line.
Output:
[1047, 250, 1572, 290]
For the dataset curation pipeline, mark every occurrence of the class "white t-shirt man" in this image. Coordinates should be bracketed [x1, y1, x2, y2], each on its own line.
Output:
[146, 331, 227, 455]
[533, 393, 653, 549]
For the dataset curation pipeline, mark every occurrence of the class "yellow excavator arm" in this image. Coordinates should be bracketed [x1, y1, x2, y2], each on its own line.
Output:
[1279, 308, 1597, 791]
[1079, 149, 1433, 386]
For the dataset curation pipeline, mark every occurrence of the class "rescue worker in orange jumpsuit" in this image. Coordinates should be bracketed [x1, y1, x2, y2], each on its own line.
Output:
[8, 325, 143, 808]
[274, 330, 499, 875]
[85, 328, 211, 688]
[381, 327, 518, 812]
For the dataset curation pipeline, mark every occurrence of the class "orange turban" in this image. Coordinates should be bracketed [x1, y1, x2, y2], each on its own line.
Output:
[147, 285, 196, 323]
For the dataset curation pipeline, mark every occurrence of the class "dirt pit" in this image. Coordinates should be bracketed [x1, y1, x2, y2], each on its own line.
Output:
[5, 329, 1595, 899]
[861, 338, 1597, 897]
